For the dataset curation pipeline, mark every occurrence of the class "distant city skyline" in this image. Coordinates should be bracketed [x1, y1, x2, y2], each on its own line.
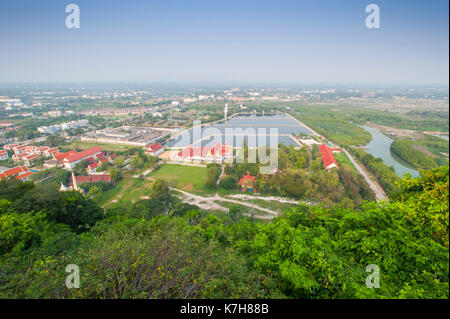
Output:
[0, 0, 448, 85]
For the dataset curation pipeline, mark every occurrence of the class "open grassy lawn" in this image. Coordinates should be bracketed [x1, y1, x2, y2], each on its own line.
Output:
[334, 151, 357, 173]
[148, 164, 214, 195]
[96, 178, 154, 208]
[61, 141, 135, 153]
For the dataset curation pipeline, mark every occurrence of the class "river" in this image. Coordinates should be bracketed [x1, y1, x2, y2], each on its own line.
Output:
[362, 125, 420, 177]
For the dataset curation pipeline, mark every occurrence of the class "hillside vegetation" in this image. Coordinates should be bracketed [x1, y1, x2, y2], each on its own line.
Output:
[0, 165, 448, 299]
[391, 136, 449, 170]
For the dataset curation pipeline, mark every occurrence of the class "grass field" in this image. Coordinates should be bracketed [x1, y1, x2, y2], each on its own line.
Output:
[61, 141, 135, 153]
[334, 151, 357, 173]
[96, 178, 154, 208]
[147, 164, 213, 195]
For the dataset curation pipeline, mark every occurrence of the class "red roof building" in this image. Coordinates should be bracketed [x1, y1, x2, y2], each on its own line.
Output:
[176, 142, 232, 163]
[0, 150, 8, 160]
[145, 143, 164, 156]
[68, 174, 112, 185]
[0, 166, 33, 181]
[62, 146, 102, 169]
[238, 173, 255, 191]
[86, 162, 99, 174]
[319, 144, 339, 170]
[23, 154, 38, 166]
[54, 150, 77, 161]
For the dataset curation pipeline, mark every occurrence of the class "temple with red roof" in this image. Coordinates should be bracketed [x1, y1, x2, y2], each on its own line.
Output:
[62, 146, 102, 169]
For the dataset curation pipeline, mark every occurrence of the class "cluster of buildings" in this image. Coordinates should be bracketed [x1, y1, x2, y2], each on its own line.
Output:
[80, 107, 156, 116]
[319, 143, 341, 170]
[37, 119, 89, 134]
[1, 144, 59, 166]
[0, 166, 34, 181]
[175, 142, 233, 163]
[82, 125, 169, 147]
[44, 146, 114, 172]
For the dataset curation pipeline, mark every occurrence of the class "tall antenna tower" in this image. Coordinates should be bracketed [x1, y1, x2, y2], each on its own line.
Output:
[224, 103, 228, 123]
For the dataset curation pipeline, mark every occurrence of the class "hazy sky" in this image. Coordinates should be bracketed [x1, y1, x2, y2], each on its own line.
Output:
[0, 0, 448, 85]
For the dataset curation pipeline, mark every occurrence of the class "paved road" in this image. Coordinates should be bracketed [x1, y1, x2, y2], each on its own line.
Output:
[343, 149, 389, 202]
[288, 111, 389, 202]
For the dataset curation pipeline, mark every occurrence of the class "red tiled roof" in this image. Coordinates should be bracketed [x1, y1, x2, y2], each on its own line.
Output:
[63, 146, 102, 163]
[146, 143, 163, 152]
[69, 174, 112, 184]
[25, 154, 38, 160]
[16, 171, 34, 180]
[91, 174, 112, 182]
[54, 150, 77, 161]
[0, 166, 31, 180]
[76, 176, 91, 183]
[0, 150, 7, 156]
[238, 173, 255, 186]
[319, 144, 339, 169]
[88, 162, 98, 169]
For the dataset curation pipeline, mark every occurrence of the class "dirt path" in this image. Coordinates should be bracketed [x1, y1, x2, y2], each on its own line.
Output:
[226, 194, 306, 205]
[171, 187, 279, 219]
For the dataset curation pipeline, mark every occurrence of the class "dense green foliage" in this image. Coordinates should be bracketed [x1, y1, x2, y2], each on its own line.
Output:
[287, 105, 371, 146]
[0, 166, 448, 299]
[223, 145, 374, 208]
[348, 107, 449, 132]
[391, 140, 438, 170]
[391, 136, 449, 170]
[205, 163, 222, 188]
[350, 148, 400, 196]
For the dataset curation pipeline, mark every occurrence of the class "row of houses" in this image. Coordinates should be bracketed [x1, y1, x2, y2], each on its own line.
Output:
[44, 146, 115, 172]
[1, 144, 60, 166]
[0, 166, 34, 181]
[37, 119, 89, 134]
[175, 142, 233, 163]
